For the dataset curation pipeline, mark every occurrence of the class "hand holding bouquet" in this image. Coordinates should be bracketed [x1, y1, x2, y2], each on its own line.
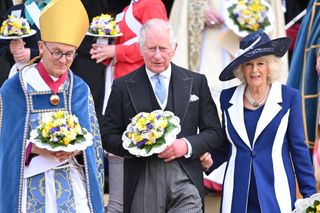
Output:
[122, 110, 181, 157]
[29, 111, 93, 152]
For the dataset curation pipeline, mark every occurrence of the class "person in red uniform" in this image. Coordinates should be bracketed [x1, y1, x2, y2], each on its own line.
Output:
[90, 0, 168, 79]
[89, 1, 168, 213]
[90, 0, 168, 114]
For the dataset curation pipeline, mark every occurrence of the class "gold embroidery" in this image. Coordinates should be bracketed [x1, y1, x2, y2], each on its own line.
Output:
[188, 0, 208, 71]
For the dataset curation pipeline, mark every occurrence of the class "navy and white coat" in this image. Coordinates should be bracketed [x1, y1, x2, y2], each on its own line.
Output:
[219, 82, 316, 213]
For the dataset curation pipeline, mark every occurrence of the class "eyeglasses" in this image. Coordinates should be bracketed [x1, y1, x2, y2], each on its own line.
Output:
[43, 42, 77, 61]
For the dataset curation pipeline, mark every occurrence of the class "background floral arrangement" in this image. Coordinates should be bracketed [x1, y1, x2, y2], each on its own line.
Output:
[88, 13, 120, 36]
[0, 15, 31, 36]
[122, 110, 181, 157]
[293, 193, 320, 213]
[224, 0, 273, 37]
[29, 111, 93, 152]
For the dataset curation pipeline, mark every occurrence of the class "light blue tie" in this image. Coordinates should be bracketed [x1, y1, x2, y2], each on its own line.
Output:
[154, 74, 166, 104]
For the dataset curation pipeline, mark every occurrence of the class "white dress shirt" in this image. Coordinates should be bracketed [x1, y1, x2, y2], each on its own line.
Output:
[146, 65, 171, 110]
[145, 65, 192, 157]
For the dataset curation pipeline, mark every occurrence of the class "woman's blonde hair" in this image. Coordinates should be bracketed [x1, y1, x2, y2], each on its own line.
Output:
[233, 55, 282, 84]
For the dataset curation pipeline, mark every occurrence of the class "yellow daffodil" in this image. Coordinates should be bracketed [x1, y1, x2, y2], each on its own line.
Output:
[145, 137, 156, 145]
[137, 118, 148, 131]
[41, 128, 49, 138]
[67, 118, 75, 128]
[133, 133, 143, 143]
[55, 111, 65, 119]
[12, 21, 22, 29]
[63, 137, 71, 145]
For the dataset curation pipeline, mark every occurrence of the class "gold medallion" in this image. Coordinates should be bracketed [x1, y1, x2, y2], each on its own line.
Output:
[50, 94, 60, 105]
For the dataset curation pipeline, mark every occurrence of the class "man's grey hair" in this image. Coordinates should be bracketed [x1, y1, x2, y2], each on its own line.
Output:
[138, 18, 177, 51]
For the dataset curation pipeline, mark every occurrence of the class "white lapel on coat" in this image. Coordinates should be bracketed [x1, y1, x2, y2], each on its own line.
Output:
[253, 82, 282, 145]
[228, 84, 251, 148]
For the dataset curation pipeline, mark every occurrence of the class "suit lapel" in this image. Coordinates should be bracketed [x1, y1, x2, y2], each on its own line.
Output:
[171, 64, 192, 123]
[253, 82, 282, 145]
[125, 64, 193, 123]
[228, 84, 251, 148]
[125, 67, 153, 113]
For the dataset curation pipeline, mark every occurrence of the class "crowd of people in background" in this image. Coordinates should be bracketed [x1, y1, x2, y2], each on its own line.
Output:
[0, 0, 319, 212]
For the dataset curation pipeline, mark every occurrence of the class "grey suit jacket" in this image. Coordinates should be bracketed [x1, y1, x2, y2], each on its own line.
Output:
[102, 63, 225, 213]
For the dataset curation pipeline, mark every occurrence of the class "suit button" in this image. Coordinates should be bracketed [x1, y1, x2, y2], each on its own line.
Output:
[251, 151, 256, 157]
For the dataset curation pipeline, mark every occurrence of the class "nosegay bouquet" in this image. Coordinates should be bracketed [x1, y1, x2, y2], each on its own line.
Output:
[0, 15, 31, 36]
[29, 111, 93, 152]
[88, 13, 120, 36]
[224, 0, 273, 37]
[122, 110, 181, 157]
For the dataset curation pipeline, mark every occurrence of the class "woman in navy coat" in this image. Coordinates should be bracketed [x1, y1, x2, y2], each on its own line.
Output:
[216, 30, 317, 212]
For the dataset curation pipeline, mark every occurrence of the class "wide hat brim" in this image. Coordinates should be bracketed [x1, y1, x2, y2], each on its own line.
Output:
[219, 37, 291, 81]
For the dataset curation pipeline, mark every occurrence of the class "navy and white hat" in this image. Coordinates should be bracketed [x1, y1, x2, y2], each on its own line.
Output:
[219, 30, 291, 81]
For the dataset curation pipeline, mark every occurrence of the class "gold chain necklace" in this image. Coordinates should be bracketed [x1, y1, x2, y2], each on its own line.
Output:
[245, 85, 270, 108]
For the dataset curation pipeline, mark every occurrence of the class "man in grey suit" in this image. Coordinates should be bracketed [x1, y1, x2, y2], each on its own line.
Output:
[102, 18, 225, 213]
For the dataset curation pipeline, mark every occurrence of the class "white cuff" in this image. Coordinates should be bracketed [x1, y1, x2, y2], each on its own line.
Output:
[182, 138, 192, 158]
[294, 198, 303, 208]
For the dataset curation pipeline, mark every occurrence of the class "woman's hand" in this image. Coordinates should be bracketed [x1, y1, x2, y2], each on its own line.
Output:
[90, 43, 116, 63]
[200, 152, 213, 171]
[204, 9, 224, 28]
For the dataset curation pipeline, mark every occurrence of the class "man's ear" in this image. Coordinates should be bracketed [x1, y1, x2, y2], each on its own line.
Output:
[171, 43, 178, 56]
[38, 41, 44, 55]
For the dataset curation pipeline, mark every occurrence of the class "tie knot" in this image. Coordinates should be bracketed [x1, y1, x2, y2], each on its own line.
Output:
[154, 73, 162, 80]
